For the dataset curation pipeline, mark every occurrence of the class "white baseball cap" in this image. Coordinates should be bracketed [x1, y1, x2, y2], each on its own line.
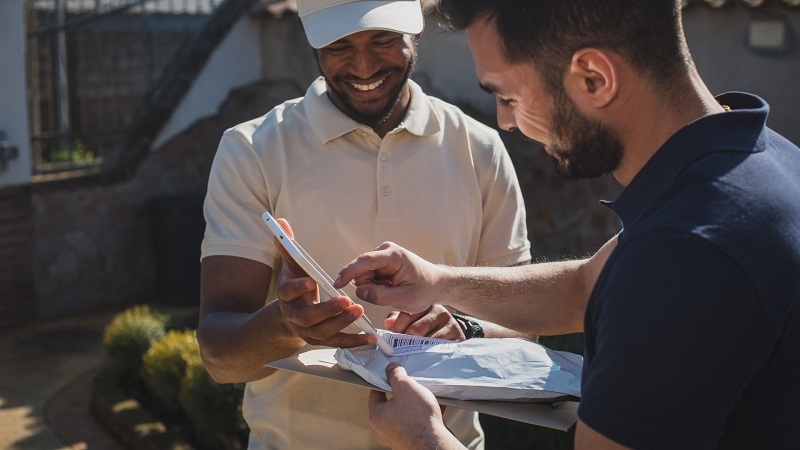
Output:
[298, 0, 424, 49]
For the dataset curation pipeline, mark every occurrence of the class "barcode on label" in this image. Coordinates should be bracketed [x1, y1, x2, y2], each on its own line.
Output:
[378, 331, 458, 356]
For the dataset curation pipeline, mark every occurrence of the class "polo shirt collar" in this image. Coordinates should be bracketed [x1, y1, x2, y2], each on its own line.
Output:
[608, 92, 770, 226]
[402, 79, 441, 137]
[305, 77, 441, 143]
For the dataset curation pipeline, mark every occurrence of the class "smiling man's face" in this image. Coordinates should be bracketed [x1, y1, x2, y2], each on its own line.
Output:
[467, 17, 623, 180]
[317, 30, 417, 129]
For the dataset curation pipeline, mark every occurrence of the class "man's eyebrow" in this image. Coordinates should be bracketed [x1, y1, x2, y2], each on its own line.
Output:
[329, 31, 398, 46]
[372, 31, 396, 39]
[479, 82, 498, 95]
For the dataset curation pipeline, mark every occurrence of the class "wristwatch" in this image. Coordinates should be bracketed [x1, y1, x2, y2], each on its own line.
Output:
[452, 313, 485, 339]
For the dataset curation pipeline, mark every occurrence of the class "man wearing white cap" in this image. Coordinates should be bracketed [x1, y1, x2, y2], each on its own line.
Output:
[197, 0, 532, 448]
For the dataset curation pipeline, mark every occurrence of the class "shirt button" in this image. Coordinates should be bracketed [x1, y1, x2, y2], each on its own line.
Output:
[380, 152, 389, 161]
[381, 186, 391, 196]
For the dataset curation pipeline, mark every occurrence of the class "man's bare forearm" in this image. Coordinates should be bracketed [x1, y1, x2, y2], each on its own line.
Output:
[478, 320, 536, 340]
[439, 235, 618, 336]
[197, 300, 306, 384]
[439, 259, 587, 336]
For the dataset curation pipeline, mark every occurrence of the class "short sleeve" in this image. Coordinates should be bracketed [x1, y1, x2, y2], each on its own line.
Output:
[473, 132, 531, 267]
[579, 233, 772, 449]
[201, 130, 279, 267]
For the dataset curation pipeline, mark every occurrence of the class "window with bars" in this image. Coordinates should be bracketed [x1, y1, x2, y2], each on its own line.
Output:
[25, 0, 223, 175]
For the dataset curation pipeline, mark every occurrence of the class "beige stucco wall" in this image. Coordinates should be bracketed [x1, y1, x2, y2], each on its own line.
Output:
[152, 14, 263, 150]
[0, 0, 32, 188]
[684, 5, 799, 145]
[414, 10, 800, 145]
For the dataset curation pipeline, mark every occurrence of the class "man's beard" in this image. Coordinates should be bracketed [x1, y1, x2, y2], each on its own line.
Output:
[548, 88, 624, 180]
[321, 52, 416, 128]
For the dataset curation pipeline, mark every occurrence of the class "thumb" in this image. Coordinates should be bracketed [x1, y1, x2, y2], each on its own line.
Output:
[275, 217, 295, 238]
[384, 311, 399, 329]
[385, 362, 409, 391]
[273, 218, 306, 275]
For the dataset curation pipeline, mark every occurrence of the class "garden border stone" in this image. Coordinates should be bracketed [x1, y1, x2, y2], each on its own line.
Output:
[90, 363, 195, 450]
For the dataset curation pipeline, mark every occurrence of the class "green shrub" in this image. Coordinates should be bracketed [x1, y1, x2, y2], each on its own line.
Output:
[103, 305, 246, 448]
[141, 329, 199, 411]
[103, 305, 168, 370]
[179, 353, 247, 449]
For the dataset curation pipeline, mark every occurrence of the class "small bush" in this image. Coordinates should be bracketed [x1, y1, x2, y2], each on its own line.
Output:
[142, 329, 199, 411]
[179, 353, 247, 449]
[103, 305, 168, 370]
[103, 305, 247, 448]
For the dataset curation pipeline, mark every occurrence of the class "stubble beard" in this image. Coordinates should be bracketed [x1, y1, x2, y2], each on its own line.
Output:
[548, 87, 624, 180]
[321, 52, 417, 129]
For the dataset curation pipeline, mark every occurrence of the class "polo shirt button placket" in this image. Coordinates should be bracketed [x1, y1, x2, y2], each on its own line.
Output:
[377, 137, 396, 225]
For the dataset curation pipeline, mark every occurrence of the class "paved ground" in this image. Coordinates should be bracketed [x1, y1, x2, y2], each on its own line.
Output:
[0, 310, 125, 450]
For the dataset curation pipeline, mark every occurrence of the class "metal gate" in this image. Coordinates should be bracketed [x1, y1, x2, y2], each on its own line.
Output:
[25, 0, 223, 175]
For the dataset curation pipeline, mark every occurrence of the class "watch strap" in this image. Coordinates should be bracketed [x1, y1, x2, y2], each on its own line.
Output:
[452, 313, 485, 339]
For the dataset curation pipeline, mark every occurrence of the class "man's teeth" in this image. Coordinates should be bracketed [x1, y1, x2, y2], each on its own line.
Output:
[352, 78, 385, 91]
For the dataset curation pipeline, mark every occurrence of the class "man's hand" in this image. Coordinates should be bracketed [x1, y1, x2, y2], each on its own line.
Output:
[335, 242, 448, 314]
[274, 218, 375, 349]
[368, 363, 465, 450]
[385, 305, 465, 341]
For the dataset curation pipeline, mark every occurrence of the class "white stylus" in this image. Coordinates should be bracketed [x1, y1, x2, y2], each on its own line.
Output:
[261, 211, 394, 356]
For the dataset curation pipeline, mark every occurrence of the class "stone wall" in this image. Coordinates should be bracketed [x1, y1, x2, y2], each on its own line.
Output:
[0, 185, 36, 327]
[31, 80, 305, 318]
[500, 132, 621, 261]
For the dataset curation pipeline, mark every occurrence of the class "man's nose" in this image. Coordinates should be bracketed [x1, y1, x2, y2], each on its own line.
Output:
[496, 103, 517, 132]
[350, 48, 381, 79]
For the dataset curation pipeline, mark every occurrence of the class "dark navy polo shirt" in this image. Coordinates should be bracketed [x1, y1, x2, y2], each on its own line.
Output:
[578, 93, 800, 449]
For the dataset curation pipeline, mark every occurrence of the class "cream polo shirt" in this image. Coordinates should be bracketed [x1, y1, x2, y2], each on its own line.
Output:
[202, 77, 531, 450]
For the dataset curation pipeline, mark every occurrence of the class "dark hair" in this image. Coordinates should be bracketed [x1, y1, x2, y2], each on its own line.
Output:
[435, 0, 689, 97]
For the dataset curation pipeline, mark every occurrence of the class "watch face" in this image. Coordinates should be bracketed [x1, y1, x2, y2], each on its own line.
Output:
[464, 320, 483, 339]
[453, 314, 484, 339]
[468, 323, 485, 339]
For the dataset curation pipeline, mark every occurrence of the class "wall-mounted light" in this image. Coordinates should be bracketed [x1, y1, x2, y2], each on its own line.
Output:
[748, 16, 790, 54]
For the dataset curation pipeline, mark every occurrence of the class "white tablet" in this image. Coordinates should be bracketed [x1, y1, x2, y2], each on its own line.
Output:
[262, 211, 394, 355]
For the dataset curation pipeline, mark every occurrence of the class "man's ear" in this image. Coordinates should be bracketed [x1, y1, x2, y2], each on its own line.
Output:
[566, 48, 618, 109]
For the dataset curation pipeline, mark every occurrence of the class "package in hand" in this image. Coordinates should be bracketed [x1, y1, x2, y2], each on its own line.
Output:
[336, 335, 582, 402]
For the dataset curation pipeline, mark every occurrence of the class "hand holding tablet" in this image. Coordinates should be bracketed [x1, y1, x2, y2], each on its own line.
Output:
[262, 211, 394, 355]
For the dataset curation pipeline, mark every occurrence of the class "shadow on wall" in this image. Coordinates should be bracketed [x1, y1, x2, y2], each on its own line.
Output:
[501, 130, 622, 261]
[148, 194, 206, 307]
